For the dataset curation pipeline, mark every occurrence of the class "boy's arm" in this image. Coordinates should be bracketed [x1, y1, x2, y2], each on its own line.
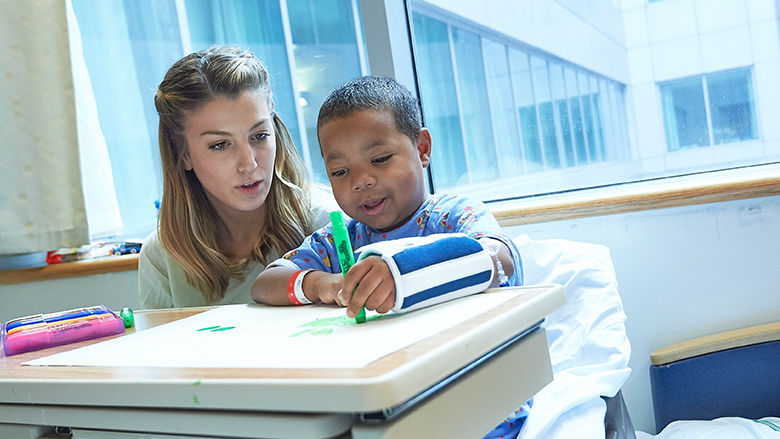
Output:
[251, 266, 343, 306]
[477, 237, 516, 288]
[348, 233, 494, 314]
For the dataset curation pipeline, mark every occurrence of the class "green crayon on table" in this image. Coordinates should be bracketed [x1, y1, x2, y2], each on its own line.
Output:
[330, 211, 366, 323]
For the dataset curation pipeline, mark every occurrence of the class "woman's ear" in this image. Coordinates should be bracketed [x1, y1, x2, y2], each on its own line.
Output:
[416, 128, 432, 168]
[182, 153, 193, 171]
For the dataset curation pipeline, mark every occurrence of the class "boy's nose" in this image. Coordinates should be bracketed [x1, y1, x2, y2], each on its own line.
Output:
[352, 174, 375, 191]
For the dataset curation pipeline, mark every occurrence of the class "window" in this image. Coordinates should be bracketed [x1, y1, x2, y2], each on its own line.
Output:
[69, 0, 780, 242]
[410, 5, 629, 199]
[71, 0, 366, 240]
[660, 68, 757, 151]
[406, 1, 778, 202]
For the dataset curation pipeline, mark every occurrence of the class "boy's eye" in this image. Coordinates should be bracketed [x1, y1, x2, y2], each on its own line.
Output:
[209, 141, 228, 151]
[330, 169, 348, 178]
[372, 154, 393, 164]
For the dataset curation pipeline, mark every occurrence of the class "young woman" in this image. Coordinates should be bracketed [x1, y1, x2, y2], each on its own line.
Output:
[139, 45, 335, 308]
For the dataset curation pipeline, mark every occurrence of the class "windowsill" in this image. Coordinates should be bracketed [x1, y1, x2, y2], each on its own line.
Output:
[2, 164, 779, 285]
[0, 254, 139, 285]
[491, 163, 780, 226]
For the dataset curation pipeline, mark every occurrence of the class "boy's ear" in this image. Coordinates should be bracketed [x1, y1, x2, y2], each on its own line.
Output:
[416, 128, 432, 168]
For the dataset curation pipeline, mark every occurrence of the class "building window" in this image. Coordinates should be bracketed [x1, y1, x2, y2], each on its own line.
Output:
[660, 68, 757, 151]
[409, 8, 629, 198]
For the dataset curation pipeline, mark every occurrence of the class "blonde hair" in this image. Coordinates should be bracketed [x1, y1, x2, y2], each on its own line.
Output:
[154, 45, 312, 303]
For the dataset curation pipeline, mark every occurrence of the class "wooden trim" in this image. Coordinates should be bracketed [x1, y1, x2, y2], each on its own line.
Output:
[0, 254, 139, 285]
[650, 321, 780, 366]
[493, 170, 780, 226]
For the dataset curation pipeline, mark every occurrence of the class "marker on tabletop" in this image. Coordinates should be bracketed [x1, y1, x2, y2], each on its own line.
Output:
[330, 211, 366, 323]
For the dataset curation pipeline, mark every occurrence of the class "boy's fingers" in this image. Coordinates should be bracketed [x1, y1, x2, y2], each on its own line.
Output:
[363, 277, 392, 311]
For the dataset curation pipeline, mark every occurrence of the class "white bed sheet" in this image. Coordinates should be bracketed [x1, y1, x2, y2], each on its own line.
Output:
[513, 234, 632, 439]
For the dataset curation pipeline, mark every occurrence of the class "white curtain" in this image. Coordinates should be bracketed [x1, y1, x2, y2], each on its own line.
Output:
[0, 0, 89, 254]
[66, 0, 123, 240]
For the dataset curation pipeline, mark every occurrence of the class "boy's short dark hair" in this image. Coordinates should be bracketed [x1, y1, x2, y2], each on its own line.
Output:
[317, 76, 422, 143]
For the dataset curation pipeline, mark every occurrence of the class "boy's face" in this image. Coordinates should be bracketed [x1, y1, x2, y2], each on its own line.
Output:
[319, 109, 431, 232]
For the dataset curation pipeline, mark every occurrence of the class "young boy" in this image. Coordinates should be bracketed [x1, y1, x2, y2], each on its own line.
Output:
[251, 75, 522, 317]
[251, 75, 529, 438]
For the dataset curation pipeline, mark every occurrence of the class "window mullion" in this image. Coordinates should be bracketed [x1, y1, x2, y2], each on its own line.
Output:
[702, 75, 715, 146]
[448, 25, 472, 184]
[277, 0, 311, 168]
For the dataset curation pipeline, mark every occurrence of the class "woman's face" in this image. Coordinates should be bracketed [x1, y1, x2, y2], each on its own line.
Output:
[182, 89, 276, 219]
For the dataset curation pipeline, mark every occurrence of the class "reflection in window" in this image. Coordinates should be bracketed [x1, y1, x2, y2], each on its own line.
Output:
[660, 68, 757, 151]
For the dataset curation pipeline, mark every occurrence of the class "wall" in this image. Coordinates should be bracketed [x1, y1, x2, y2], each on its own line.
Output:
[0, 270, 139, 325]
[505, 194, 780, 433]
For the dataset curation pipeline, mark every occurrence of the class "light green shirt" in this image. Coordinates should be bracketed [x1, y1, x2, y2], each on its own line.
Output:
[138, 187, 336, 309]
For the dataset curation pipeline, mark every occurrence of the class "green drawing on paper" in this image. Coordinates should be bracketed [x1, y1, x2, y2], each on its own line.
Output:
[193, 394, 200, 404]
[196, 325, 235, 332]
[289, 314, 389, 338]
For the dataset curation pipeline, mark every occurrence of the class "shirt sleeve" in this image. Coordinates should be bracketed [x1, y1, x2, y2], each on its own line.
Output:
[269, 226, 341, 274]
[438, 196, 524, 286]
[137, 231, 174, 309]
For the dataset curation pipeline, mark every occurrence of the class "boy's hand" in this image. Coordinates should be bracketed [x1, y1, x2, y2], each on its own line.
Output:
[340, 256, 396, 317]
[301, 271, 346, 305]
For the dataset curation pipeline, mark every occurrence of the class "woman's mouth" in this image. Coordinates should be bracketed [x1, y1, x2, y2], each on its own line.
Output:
[238, 180, 261, 194]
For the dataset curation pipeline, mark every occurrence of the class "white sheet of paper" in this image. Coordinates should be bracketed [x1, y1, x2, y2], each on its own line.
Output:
[26, 292, 517, 369]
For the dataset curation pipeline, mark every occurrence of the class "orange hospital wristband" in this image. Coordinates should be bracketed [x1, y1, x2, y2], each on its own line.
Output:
[287, 270, 313, 305]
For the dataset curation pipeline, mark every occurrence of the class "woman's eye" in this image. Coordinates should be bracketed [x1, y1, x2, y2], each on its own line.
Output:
[251, 132, 270, 142]
[330, 169, 347, 178]
[209, 141, 227, 151]
[372, 154, 393, 164]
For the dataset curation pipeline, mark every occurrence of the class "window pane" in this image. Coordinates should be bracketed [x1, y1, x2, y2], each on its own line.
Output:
[550, 63, 574, 167]
[707, 69, 758, 145]
[509, 49, 543, 173]
[660, 77, 709, 151]
[483, 39, 523, 178]
[412, 12, 467, 189]
[565, 68, 587, 165]
[72, 0, 179, 238]
[532, 57, 560, 169]
[288, 0, 364, 182]
[452, 27, 496, 183]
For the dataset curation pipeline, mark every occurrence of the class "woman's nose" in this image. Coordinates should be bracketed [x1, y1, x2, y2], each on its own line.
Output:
[236, 142, 258, 174]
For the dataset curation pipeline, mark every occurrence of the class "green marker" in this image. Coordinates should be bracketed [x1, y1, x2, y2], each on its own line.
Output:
[330, 211, 366, 323]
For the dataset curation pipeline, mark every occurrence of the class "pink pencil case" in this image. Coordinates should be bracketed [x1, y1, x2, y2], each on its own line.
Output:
[1, 305, 125, 357]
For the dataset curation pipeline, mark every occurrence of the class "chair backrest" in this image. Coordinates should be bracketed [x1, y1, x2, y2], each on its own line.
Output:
[649, 321, 780, 433]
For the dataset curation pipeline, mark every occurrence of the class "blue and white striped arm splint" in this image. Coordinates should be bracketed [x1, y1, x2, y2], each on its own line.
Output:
[356, 233, 494, 313]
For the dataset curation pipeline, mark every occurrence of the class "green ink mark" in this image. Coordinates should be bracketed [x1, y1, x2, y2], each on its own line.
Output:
[211, 326, 235, 332]
[196, 326, 220, 331]
[196, 325, 236, 332]
[193, 395, 200, 404]
[289, 314, 389, 337]
[193, 379, 202, 386]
